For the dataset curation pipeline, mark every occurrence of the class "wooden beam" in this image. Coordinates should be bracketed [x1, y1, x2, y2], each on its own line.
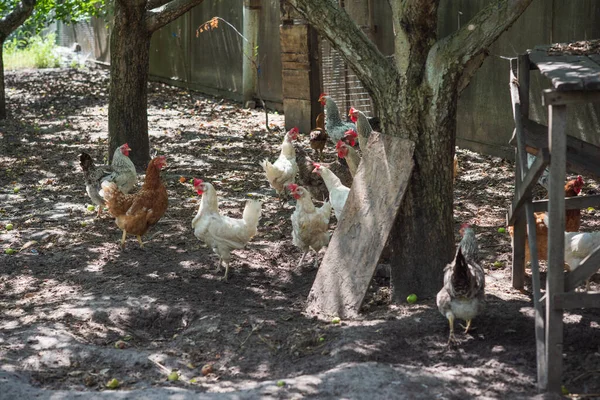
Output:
[506, 148, 550, 225]
[554, 292, 600, 310]
[305, 134, 415, 319]
[508, 118, 600, 179]
[546, 104, 568, 394]
[512, 155, 526, 290]
[510, 58, 547, 389]
[565, 243, 600, 292]
[531, 194, 600, 213]
[543, 89, 600, 106]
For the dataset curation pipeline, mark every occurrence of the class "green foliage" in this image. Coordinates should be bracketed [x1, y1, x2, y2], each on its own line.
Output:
[1, 0, 106, 41]
[3, 33, 61, 70]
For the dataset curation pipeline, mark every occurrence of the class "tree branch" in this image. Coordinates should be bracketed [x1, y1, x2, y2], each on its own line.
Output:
[146, 0, 171, 10]
[289, 0, 398, 103]
[427, 0, 533, 91]
[0, 0, 36, 41]
[145, 0, 205, 33]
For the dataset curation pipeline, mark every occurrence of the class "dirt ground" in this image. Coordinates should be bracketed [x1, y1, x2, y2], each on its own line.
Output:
[0, 65, 598, 399]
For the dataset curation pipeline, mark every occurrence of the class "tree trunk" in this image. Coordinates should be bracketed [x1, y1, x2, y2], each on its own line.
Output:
[0, 43, 6, 120]
[108, 1, 151, 168]
[384, 90, 458, 300]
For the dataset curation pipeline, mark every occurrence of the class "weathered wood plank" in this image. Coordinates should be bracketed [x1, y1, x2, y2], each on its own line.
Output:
[554, 292, 600, 310]
[564, 243, 600, 293]
[281, 53, 309, 63]
[508, 117, 600, 179]
[529, 49, 600, 91]
[511, 58, 547, 389]
[282, 70, 311, 99]
[279, 24, 309, 54]
[506, 148, 550, 225]
[546, 104, 567, 394]
[282, 61, 310, 71]
[531, 194, 600, 213]
[305, 133, 415, 319]
[512, 156, 526, 290]
[518, 54, 531, 118]
[282, 98, 311, 133]
[543, 89, 600, 106]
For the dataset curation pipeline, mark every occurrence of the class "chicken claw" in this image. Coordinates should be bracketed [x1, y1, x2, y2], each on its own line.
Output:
[460, 320, 473, 334]
[137, 235, 144, 248]
[120, 230, 128, 249]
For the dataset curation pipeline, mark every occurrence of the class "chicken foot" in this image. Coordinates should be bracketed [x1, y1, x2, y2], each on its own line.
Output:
[297, 251, 308, 267]
[446, 314, 458, 347]
[215, 258, 230, 281]
[120, 230, 127, 249]
[459, 320, 473, 334]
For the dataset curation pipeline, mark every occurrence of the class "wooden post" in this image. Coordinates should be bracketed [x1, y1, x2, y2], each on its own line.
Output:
[280, 16, 321, 133]
[242, 0, 261, 107]
[546, 103, 567, 393]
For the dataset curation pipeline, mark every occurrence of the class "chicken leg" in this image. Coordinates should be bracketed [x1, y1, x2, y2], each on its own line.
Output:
[461, 319, 473, 334]
[313, 251, 320, 269]
[446, 313, 457, 346]
[120, 230, 127, 249]
[297, 251, 308, 267]
[137, 235, 144, 248]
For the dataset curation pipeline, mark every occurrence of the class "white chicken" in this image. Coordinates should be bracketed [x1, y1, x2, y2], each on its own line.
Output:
[312, 163, 350, 221]
[260, 127, 299, 197]
[192, 179, 262, 281]
[564, 231, 600, 291]
[336, 130, 361, 178]
[288, 183, 331, 268]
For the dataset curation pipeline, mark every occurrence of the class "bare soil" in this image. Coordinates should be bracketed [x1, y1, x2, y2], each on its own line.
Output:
[0, 65, 598, 399]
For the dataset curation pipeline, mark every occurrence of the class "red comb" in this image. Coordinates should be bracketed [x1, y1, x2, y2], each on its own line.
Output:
[336, 140, 345, 150]
[319, 93, 327, 98]
[344, 129, 358, 138]
[287, 183, 298, 191]
[348, 107, 358, 115]
[312, 162, 321, 168]
[193, 178, 203, 187]
[460, 223, 470, 229]
[577, 175, 583, 183]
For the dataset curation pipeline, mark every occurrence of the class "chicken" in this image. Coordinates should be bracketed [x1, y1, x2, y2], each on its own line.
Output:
[436, 228, 485, 345]
[563, 231, 600, 291]
[101, 156, 168, 249]
[318, 93, 356, 144]
[192, 179, 262, 281]
[348, 107, 373, 152]
[312, 163, 350, 221]
[309, 112, 328, 161]
[79, 143, 137, 217]
[509, 176, 584, 263]
[260, 127, 299, 197]
[336, 130, 361, 177]
[295, 145, 353, 201]
[288, 183, 331, 268]
[459, 223, 479, 263]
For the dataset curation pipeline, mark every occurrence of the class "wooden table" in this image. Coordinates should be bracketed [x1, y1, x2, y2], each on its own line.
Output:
[507, 44, 600, 393]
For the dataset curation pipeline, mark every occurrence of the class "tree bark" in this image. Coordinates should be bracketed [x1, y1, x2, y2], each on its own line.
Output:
[289, 0, 533, 300]
[108, 1, 152, 167]
[0, 0, 37, 119]
[108, 0, 205, 167]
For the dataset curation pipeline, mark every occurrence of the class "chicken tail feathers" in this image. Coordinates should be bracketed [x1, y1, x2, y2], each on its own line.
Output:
[79, 152, 94, 172]
[242, 200, 262, 237]
[100, 180, 119, 202]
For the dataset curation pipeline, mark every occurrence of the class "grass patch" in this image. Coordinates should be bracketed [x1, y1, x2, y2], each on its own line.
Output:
[4, 34, 61, 70]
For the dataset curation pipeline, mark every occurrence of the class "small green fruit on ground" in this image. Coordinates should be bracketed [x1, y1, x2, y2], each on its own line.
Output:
[5, 223, 13, 231]
[5, 248, 15, 255]
[493, 261, 504, 268]
[498, 227, 506, 233]
[167, 371, 179, 381]
[87, 204, 95, 211]
[13, 187, 20, 193]
[106, 378, 119, 389]
[276, 380, 285, 387]
[407, 294, 418, 304]
[331, 317, 341, 324]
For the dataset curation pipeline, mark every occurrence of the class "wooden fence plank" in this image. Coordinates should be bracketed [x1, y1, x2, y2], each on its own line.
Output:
[305, 133, 414, 319]
[554, 292, 600, 310]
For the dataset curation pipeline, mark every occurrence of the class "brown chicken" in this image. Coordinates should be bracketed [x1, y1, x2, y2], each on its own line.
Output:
[509, 176, 584, 263]
[309, 113, 328, 161]
[101, 156, 168, 249]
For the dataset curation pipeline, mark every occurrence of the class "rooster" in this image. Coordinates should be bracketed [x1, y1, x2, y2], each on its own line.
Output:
[79, 143, 137, 217]
[312, 163, 350, 221]
[318, 93, 356, 144]
[101, 156, 168, 249]
[459, 223, 479, 263]
[192, 179, 262, 281]
[288, 183, 331, 268]
[508, 176, 584, 263]
[437, 226, 485, 345]
[336, 130, 361, 177]
[309, 113, 328, 161]
[348, 107, 373, 152]
[260, 127, 299, 198]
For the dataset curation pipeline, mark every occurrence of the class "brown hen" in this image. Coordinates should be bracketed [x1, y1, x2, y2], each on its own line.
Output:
[101, 156, 168, 249]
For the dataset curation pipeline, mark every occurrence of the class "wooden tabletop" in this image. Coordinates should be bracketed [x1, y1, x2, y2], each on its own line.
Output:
[528, 45, 600, 92]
